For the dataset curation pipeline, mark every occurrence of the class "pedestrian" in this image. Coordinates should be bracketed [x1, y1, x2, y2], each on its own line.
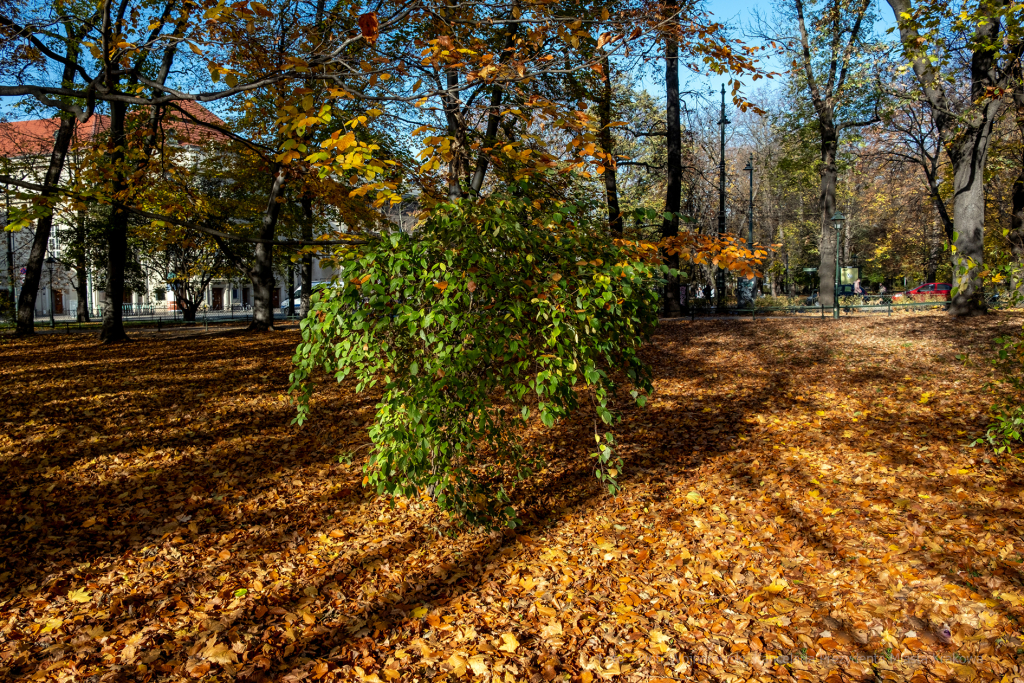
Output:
[854, 278, 865, 303]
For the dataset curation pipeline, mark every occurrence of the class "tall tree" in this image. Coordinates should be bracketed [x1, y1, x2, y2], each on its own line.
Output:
[9, 15, 82, 336]
[885, 0, 1022, 314]
[761, 0, 881, 308]
[661, 0, 683, 317]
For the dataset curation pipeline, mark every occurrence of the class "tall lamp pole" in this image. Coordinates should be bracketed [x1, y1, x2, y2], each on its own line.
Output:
[832, 211, 845, 319]
[716, 84, 728, 309]
[743, 154, 754, 300]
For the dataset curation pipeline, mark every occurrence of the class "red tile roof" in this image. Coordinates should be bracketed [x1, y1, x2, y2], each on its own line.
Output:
[0, 102, 228, 158]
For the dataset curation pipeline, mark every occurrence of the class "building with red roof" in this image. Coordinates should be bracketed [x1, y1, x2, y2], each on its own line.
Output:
[1, 102, 236, 319]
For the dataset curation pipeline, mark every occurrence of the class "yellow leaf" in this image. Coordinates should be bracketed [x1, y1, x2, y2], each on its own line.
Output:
[537, 604, 557, 618]
[68, 588, 91, 603]
[447, 654, 467, 676]
[188, 42, 203, 55]
[40, 618, 63, 634]
[498, 633, 519, 652]
[540, 620, 563, 638]
[815, 410, 826, 416]
[685, 491, 705, 505]
[764, 578, 788, 594]
[412, 605, 428, 619]
[468, 655, 489, 675]
[202, 642, 237, 665]
[82, 516, 97, 528]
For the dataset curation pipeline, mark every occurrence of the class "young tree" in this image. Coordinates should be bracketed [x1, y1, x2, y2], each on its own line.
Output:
[757, 0, 883, 308]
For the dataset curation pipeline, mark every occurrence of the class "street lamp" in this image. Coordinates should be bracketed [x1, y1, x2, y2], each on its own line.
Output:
[832, 211, 845, 319]
[741, 154, 755, 305]
[743, 154, 754, 248]
[716, 84, 728, 309]
[45, 255, 55, 328]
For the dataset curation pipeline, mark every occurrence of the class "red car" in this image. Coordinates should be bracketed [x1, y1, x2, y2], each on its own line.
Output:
[891, 283, 952, 301]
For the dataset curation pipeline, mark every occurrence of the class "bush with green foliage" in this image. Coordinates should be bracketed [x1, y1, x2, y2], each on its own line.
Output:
[289, 195, 663, 525]
[973, 327, 1024, 459]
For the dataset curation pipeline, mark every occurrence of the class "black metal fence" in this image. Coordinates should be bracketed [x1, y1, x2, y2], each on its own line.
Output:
[680, 292, 1019, 320]
[1, 309, 305, 334]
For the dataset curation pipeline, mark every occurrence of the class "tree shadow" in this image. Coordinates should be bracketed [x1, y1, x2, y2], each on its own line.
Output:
[3, 316, 1023, 681]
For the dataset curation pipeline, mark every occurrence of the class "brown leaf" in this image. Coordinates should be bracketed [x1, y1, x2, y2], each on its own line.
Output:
[357, 12, 379, 43]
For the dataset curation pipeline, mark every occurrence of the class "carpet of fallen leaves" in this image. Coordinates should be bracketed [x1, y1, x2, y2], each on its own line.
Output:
[2, 314, 1024, 683]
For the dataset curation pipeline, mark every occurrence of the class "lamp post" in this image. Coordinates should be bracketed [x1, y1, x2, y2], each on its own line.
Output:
[45, 255, 55, 328]
[832, 211, 845, 319]
[743, 154, 754, 247]
[716, 84, 728, 309]
[739, 154, 755, 306]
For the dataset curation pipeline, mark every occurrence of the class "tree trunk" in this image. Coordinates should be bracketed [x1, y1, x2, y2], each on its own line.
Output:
[182, 303, 199, 322]
[14, 116, 76, 336]
[444, 68, 465, 201]
[74, 211, 90, 322]
[1009, 93, 1024, 298]
[248, 164, 285, 331]
[469, 22, 519, 195]
[947, 121, 995, 315]
[816, 126, 839, 308]
[925, 220, 939, 283]
[661, 6, 682, 318]
[100, 101, 131, 343]
[598, 56, 622, 238]
[300, 195, 313, 317]
[1011, 158, 1024, 260]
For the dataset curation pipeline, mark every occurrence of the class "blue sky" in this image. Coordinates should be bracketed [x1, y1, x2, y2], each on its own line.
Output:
[679, 0, 898, 105]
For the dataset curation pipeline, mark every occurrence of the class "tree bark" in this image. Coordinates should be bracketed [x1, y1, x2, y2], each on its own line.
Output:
[249, 164, 285, 331]
[1009, 91, 1024, 297]
[469, 22, 519, 195]
[443, 68, 466, 201]
[661, 3, 682, 318]
[948, 119, 997, 315]
[886, 0, 1005, 316]
[15, 115, 76, 336]
[99, 101, 131, 343]
[74, 211, 89, 322]
[300, 195, 313, 317]
[817, 126, 839, 308]
[598, 56, 622, 238]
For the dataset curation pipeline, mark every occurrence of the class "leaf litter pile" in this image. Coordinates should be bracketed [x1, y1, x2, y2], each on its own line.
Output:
[2, 315, 1024, 683]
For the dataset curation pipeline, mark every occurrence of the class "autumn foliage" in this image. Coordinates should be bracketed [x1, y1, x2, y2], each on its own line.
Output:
[3, 315, 1024, 681]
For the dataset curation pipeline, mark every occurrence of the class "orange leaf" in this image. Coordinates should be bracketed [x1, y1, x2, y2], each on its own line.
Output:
[357, 12, 379, 44]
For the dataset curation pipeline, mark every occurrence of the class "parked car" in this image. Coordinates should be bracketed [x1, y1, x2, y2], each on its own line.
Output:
[891, 283, 952, 301]
[280, 281, 332, 313]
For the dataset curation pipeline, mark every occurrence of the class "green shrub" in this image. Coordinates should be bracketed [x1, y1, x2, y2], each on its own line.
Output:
[289, 196, 662, 526]
[974, 328, 1024, 458]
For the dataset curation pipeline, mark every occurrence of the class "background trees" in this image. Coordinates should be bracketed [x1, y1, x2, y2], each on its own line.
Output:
[3, 0, 1023, 346]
